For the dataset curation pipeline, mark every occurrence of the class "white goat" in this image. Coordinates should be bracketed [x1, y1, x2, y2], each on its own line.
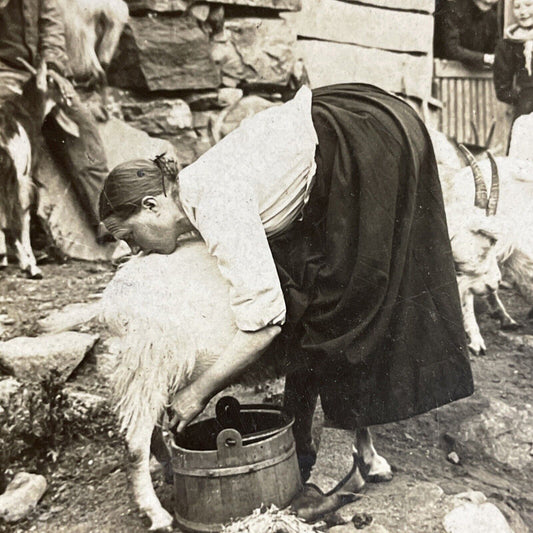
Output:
[441, 147, 533, 354]
[100, 238, 392, 531]
[0, 64, 75, 278]
[58, 0, 128, 85]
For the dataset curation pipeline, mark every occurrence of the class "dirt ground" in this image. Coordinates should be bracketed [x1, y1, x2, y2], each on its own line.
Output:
[1, 258, 532, 533]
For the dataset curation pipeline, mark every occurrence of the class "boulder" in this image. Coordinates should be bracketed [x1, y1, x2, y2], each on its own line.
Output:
[120, 97, 193, 136]
[37, 118, 176, 262]
[456, 398, 533, 469]
[37, 302, 99, 334]
[108, 14, 220, 91]
[0, 472, 47, 523]
[211, 18, 297, 87]
[0, 332, 99, 382]
[64, 388, 108, 419]
[126, 0, 301, 13]
[443, 502, 514, 533]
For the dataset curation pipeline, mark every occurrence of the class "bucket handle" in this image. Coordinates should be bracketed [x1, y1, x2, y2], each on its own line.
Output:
[216, 428, 243, 459]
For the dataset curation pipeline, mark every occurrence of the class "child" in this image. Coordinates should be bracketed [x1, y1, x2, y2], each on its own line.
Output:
[494, 0, 533, 117]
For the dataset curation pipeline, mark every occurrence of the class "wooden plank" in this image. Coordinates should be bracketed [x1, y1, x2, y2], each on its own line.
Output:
[343, 0, 434, 13]
[434, 59, 493, 79]
[296, 40, 433, 100]
[284, 0, 433, 53]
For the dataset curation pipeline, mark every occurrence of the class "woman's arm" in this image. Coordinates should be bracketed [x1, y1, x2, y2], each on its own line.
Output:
[170, 325, 281, 431]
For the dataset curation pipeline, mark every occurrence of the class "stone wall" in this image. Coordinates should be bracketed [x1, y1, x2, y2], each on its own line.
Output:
[106, 0, 305, 167]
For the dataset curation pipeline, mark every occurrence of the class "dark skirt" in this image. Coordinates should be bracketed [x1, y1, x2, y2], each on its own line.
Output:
[267, 83, 473, 429]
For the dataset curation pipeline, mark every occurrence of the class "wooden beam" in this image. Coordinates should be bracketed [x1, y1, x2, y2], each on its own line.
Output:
[284, 0, 434, 54]
[296, 40, 433, 100]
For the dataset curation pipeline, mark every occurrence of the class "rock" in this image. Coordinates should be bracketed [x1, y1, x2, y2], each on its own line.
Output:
[98, 118, 177, 170]
[217, 87, 243, 107]
[211, 18, 297, 87]
[37, 302, 99, 334]
[108, 14, 220, 91]
[0, 377, 21, 404]
[456, 398, 533, 469]
[443, 502, 514, 533]
[64, 388, 108, 416]
[126, 0, 301, 13]
[0, 332, 99, 382]
[447, 451, 461, 465]
[120, 97, 193, 136]
[329, 524, 357, 533]
[0, 472, 47, 523]
[452, 491, 487, 506]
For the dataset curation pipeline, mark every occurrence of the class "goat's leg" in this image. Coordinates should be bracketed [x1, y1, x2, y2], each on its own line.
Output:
[127, 416, 174, 531]
[355, 428, 392, 482]
[0, 230, 7, 268]
[487, 291, 520, 330]
[14, 210, 42, 279]
[283, 370, 319, 482]
[150, 425, 173, 484]
[461, 291, 486, 355]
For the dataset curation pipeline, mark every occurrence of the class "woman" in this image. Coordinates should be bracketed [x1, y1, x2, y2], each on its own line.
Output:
[494, 0, 533, 118]
[99, 83, 473, 469]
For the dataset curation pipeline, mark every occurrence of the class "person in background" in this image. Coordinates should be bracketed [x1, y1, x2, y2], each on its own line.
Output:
[494, 0, 533, 117]
[0, 0, 110, 242]
[434, 0, 501, 69]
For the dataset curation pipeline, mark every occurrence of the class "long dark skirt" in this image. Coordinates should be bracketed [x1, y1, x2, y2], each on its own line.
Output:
[267, 83, 473, 429]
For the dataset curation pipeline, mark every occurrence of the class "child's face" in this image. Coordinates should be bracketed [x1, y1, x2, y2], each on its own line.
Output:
[513, 0, 533, 28]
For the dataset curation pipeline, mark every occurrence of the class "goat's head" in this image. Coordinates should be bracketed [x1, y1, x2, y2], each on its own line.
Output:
[452, 146, 502, 297]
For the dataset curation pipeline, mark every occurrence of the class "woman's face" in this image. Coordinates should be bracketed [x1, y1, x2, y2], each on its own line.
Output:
[472, 0, 499, 11]
[107, 195, 187, 255]
[513, 0, 533, 28]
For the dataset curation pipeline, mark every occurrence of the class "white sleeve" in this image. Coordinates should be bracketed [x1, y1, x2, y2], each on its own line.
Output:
[195, 183, 286, 332]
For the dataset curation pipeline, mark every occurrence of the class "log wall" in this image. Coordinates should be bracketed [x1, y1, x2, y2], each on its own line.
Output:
[283, 0, 435, 100]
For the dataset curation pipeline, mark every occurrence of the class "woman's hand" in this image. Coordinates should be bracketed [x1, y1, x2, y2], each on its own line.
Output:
[169, 383, 208, 433]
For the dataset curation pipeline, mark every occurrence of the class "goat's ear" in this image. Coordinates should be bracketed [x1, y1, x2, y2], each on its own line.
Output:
[475, 228, 498, 245]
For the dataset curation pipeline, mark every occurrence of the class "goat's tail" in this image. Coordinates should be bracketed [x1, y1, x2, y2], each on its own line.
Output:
[0, 146, 22, 238]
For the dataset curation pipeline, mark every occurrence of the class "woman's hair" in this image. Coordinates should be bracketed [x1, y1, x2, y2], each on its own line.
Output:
[99, 155, 179, 224]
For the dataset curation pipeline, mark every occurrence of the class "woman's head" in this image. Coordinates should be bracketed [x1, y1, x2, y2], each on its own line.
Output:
[99, 156, 192, 254]
[513, 0, 533, 28]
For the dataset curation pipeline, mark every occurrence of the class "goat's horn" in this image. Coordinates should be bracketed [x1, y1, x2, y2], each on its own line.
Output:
[486, 151, 500, 216]
[458, 144, 488, 209]
[16, 57, 37, 75]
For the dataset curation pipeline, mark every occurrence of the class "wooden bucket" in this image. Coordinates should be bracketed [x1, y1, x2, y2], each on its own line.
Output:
[170, 397, 302, 532]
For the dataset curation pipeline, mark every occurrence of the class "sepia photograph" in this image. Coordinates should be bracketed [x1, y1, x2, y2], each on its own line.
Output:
[0, 0, 532, 531]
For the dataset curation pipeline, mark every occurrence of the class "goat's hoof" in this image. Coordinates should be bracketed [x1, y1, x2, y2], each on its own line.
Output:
[361, 455, 393, 483]
[27, 269, 43, 280]
[468, 341, 486, 356]
[148, 510, 174, 532]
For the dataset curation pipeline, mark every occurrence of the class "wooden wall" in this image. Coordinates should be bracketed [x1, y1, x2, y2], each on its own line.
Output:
[283, 0, 435, 100]
[433, 59, 513, 153]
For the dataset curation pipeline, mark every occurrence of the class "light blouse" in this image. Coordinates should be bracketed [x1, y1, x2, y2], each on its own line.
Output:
[178, 86, 318, 331]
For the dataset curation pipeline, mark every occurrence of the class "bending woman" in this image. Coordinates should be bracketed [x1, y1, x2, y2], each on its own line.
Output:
[99, 83, 473, 472]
